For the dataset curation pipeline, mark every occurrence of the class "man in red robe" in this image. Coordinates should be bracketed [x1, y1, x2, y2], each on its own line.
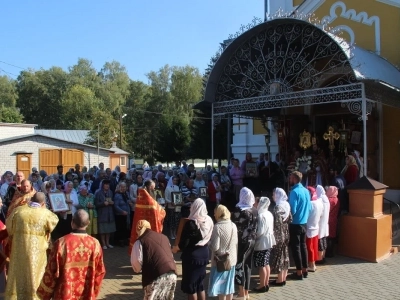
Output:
[129, 183, 166, 255]
[37, 209, 105, 300]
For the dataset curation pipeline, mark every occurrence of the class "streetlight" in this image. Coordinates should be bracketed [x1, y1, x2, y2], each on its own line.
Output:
[120, 113, 127, 149]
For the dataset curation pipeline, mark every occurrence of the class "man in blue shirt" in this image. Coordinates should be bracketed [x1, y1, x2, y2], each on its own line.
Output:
[288, 171, 312, 280]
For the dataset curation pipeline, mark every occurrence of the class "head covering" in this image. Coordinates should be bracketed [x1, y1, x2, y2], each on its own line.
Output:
[79, 184, 88, 192]
[64, 181, 73, 193]
[316, 185, 329, 204]
[136, 220, 151, 237]
[347, 155, 358, 168]
[212, 173, 218, 179]
[307, 186, 317, 201]
[188, 198, 214, 246]
[41, 181, 50, 195]
[325, 186, 338, 198]
[237, 187, 255, 210]
[274, 188, 291, 221]
[257, 197, 271, 215]
[215, 204, 231, 221]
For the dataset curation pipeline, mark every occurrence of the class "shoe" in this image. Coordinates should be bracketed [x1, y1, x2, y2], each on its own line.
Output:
[252, 286, 268, 293]
[271, 280, 286, 286]
[307, 267, 317, 272]
[107, 245, 114, 249]
[288, 272, 303, 280]
[103, 246, 107, 250]
[303, 271, 309, 278]
[232, 296, 245, 300]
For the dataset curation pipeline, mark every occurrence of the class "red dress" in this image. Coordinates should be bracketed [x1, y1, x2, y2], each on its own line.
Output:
[344, 165, 358, 185]
[326, 186, 340, 238]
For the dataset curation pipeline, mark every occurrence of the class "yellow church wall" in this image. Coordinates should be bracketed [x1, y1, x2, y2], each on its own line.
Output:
[293, 0, 304, 6]
[382, 106, 400, 189]
[309, 0, 400, 66]
[253, 119, 269, 135]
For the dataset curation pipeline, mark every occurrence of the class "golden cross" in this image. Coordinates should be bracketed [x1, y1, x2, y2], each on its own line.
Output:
[323, 126, 340, 151]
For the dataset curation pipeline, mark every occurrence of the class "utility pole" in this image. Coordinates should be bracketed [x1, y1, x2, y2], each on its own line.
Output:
[97, 123, 100, 165]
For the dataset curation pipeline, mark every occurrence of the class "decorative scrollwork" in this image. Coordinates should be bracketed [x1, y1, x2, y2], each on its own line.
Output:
[341, 100, 374, 120]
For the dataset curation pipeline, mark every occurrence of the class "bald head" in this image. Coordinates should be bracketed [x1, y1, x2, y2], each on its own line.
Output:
[32, 192, 45, 204]
[72, 209, 90, 229]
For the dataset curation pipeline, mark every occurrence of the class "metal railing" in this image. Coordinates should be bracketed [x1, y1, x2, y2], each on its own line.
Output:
[383, 197, 400, 239]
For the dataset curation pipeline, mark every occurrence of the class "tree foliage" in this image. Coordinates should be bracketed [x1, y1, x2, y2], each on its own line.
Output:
[1, 59, 217, 162]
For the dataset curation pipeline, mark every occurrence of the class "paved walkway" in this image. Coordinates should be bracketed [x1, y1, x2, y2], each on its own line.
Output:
[98, 245, 400, 300]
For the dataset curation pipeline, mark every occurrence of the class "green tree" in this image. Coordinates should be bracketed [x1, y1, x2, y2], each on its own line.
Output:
[154, 117, 191, 163]
[0, 105, 23, 123]
[0, 76, 18, 107]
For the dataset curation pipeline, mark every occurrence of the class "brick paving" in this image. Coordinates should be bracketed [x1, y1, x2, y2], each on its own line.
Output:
[98, 244, 400, 300]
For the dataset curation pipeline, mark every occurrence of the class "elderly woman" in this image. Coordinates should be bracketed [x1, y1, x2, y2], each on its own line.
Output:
[78, 184, 97, 236]
[94, 179, 116, 249]
[165, 176, 181, 240]
[231, 187, 258, 300]
[41, 181, 52, 210]
[342, 155, 359, 186]
[326, 186, 339, 257]
[270, 188, 291, 286]
[208, 205, 238, 300]
[175, 198, 213, 300]
[113, 182, 131, 247]
[316, 185, 330, 264]
[63, 181, 80, 232]
[131, 220, 177, 300]
[253, 197, 276, 293]
[306, 186, 323, 272]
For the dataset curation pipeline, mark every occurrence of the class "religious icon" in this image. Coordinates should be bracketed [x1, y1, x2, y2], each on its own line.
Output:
[299, 130, 312, 150]
[199, 187, 207, 198]
[323, 126, 340, 155]
[49, 192, 68, 212]
[245, 162, 258, 177]
[155, 189, 165, 206]
[172, 192, 183, 205]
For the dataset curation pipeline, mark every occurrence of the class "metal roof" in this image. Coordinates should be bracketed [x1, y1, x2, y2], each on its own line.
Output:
[35, 129, 90, 144]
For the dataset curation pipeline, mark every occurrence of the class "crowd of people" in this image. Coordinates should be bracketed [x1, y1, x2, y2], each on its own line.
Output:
[0, 148, 356, 299]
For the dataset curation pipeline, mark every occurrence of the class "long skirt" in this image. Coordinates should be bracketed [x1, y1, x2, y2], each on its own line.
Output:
[115, 215, 129, 241]
[208, 266, 235, 297]
[235, 240, 255, 290]
[98, 221, 116, 234]
[144, 272, 177, 300]
[306, 236, 319, 262]
[86, 209, 98, 235]
[270, 241, 290, 273]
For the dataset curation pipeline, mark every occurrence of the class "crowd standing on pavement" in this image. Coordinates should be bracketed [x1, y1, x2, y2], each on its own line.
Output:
[0, 148, 354, 299]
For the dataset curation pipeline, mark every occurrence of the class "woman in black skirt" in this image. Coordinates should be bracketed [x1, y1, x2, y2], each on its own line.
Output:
[174, 198, 213, 300]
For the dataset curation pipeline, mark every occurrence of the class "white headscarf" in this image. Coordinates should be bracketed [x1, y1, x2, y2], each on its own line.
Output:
[274, 188, 290, 221]
[316, 185, 329, 204]
[353, 150, 364, 178]
[237, 187, 255, 210]
[257, 197, 271, 215]
[188, 198, 214, 246]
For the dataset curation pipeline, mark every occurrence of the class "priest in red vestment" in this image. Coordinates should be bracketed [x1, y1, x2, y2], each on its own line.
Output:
[37, 209, 105, 300]
[129, 182, 166, 255]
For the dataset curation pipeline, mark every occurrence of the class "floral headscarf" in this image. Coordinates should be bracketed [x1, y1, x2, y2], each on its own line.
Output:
[257, 197, 271, 215]
[274, 187, 291, 221]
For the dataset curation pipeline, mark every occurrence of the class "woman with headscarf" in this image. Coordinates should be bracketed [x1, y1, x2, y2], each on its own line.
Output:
[306, 186, 323, 272]
[62, 181, 80, 234]
[325, 186, 339, 258]
[129, 181, 166, 255]
[353, 150, 364, 178]
[208, 205, 238, 300]
[165, 176, 181, 240]
[176, 198, 213, 300]
[94, 179, 116, 249]
[128, 174, 144, 226]
[131, 220, 177, 300]
[113, 182, 131, 247]
[270, 188, 292, 286]
[316, 185, 330, 264]
[253, 197, 276, 293]
[208, 173, 222, 214]
[231, 187, 258, 300]
[342, 155, 359, 186]
[41, 181, 52, 210]
[78, 184, 97, 236]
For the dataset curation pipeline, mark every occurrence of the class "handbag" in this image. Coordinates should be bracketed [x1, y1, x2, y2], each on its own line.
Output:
[214, 224, 234, 272]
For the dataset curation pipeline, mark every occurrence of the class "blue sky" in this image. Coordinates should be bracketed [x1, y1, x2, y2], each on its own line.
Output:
[1, 0, 264, 82]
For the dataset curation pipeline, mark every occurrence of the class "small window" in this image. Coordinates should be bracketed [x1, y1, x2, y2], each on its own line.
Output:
[120, 156, 126, 166]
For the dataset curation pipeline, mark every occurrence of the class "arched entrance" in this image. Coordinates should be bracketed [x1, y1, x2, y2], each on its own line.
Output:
[199, 17, 400, 176]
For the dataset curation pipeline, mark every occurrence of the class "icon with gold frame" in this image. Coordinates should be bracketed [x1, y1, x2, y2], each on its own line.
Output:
[299, 130, 312, 150]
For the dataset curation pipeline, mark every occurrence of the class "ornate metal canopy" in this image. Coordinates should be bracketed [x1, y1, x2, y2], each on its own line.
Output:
[199, 17, 400, 119]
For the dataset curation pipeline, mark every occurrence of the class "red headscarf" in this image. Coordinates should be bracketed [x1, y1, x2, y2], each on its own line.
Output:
[307, 186, 317, 201]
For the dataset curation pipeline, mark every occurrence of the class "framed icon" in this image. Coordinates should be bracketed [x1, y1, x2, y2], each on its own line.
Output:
[49, 192, 68, 212]
[199, 187, 207, 198]
[172, 192, 183, 205]
[245, 162, 258, 177]
[154, 189, 164, 200]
